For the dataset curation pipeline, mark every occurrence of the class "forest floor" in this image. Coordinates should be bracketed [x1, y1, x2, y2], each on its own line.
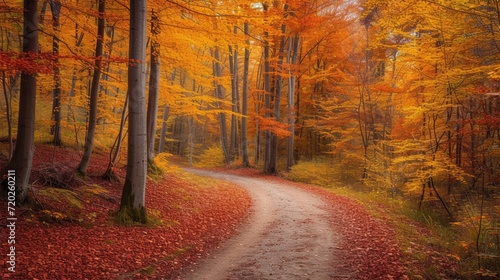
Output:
[0, 145, 251, 279]
[0, 144, 461, 279]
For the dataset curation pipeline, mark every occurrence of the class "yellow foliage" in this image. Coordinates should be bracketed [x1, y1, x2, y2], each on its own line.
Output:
[287, 159, 341, 187]
[153, 153, 179, 173]
[194, 146, 226, 168]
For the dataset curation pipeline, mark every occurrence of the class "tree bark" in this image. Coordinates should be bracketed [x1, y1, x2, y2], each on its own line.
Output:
[287, 34, 299, 170]
[1, 71, 14, 161]
[77, 0, 105, 176]
[213, 47, 231, 165]
[263, 30, 272, 173]
[146, 10, 160, 163]
[103, 92, 128, 181]
[241, 22, 250, 167]
[49, 0, 62, 146]
[4, 0, 39, 203]
[157, 106, 170, 154]
[267, 22, 287, 174]
[119, 0, 148, 224]
[229, 26, 239, 162]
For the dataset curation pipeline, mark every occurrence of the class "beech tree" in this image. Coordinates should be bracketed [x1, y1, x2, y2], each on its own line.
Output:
[212, 46, 231, 165]
[146, 9, 160, 164]
[118, 0, 148, 223]
[76, 0, 106, 177]
[4, 0, 39, 203]
[49, 0, 62, 146]
[241, 21, 250, 167]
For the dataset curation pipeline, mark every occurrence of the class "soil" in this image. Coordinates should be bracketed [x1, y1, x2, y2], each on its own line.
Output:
[175, 169, 353, 280]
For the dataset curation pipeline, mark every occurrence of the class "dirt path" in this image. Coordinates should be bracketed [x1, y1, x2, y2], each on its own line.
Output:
[175, 169, 350, 280]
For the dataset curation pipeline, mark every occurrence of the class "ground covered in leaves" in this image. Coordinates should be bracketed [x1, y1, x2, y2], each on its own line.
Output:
[0, 145, 251, 279]
[0, 145, 462, 279]
[218, 168, 462, 279]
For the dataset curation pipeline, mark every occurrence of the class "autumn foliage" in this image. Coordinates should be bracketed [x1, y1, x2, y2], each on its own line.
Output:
[1, 0, 500, 277]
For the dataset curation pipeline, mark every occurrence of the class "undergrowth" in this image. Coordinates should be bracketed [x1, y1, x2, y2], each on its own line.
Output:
[194, 146, 226, 168]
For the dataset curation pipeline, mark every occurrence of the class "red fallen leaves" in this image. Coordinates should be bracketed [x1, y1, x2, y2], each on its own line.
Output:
[301, 188, 408, 279]
[0, 145, 251, 279]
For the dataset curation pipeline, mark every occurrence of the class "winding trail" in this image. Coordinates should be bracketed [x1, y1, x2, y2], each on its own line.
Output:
[175, 169, 350, 280]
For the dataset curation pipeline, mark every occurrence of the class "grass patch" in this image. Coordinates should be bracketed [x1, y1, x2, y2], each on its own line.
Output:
[38, 187, 83, 209]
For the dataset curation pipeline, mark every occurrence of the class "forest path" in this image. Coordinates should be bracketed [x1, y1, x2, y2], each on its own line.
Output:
[175, 169, 349, 280]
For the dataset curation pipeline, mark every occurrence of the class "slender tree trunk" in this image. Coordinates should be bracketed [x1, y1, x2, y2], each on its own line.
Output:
[241, 22, 250, 167]
[267, 22, 287, 174]
[229, 26, 239, 161]
[4, 0, 38, 203]
[146, 10, 160, 163]
[103, 92, 128, 181]
[263, 30, 272, 173]
[49, 0, 62, 146]
[119, 0, 147, 224]
[188, 116, 194, 166]
[1, 71, 13, 161]
[77, 0, 105, 176]
[157, 106, 170, 154]
[68, 28, 84, 98]
[213, 47, 231, 165]
[287, 34, 299, 170]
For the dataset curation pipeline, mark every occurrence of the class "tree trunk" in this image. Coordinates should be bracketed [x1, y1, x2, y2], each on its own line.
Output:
[118, 0, 148, 224]
[146, 10, 160, 163]
[241, 22, 250, 167]
[76, 0, 105, 177]
[268, 22, 287, 174]
[1, 71, 14, 161]
[103, 92, 128, 181]
[49, 0, 62, 146]
[263, 30, 272, 173]
[68, 27, 84, 98]
[4, 0, 38, 203]
[213, 47, 231, 165]
[287, 34, 299, 170]
[254, 55, 263, 165]
[229, 26, 239, 162]
[188, 116, 194, 166]
[157, 106, 170, 154]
